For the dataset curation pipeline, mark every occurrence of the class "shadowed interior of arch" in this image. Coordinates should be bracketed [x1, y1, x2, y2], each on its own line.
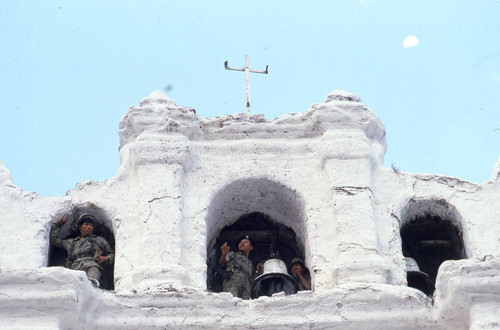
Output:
[401, 213, 466, 295]
[207, 212, 304, 292]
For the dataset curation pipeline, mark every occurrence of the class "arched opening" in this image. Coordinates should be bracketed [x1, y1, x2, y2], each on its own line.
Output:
[208, 212, 304, 291]
[205, 178, 307, 294]
[400, 199, 467, 296]
[48, 203, 115, 290]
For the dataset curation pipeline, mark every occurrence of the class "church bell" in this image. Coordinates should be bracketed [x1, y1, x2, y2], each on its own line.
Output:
[251, 258, 299, 299]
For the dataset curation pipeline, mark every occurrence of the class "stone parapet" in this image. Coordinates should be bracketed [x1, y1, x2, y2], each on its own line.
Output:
[1, 268, 438, 329]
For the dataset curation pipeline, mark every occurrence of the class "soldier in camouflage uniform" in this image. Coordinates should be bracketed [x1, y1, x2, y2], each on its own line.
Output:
[50, 213, 114, 288]
[219, 235, 255, 300]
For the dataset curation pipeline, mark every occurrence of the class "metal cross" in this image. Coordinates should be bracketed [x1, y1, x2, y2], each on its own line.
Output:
[225, 55, 268, 113]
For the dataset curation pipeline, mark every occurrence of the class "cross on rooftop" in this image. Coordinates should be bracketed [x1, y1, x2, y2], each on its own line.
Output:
[224, 55, 269, 114]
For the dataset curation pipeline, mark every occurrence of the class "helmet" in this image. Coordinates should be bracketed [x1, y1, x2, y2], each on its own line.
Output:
[290, 257, 305, 267]
[78, 213, 96, 227]
[236, 234, 253, 247]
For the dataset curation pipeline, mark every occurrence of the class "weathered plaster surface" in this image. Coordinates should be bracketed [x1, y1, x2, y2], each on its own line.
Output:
[0, 90, 498, 329]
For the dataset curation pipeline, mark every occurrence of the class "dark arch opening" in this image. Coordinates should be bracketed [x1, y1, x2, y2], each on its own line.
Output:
[400, 213, 466, 296]
[207, 212, 304, 292]
[48, 203, 115, 290]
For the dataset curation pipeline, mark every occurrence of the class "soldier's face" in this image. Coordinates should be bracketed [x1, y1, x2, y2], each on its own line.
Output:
[238, 239, 253, 254]
[79, 222, 94, 236]
[291, 263, 303, 275]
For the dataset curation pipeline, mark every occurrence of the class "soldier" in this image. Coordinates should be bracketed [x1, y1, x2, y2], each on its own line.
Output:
[50, 213, 114, 288]
[289, 258, 311, 291]
[219, 235, 254, 299]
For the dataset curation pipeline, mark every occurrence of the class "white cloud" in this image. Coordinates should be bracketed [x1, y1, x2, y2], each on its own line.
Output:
[403, 35, 419, 48]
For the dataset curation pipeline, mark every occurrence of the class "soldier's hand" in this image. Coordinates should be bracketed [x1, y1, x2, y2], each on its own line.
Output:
[96, 256, 110, 264]
[292, 264, 304, 275]
[254, 263, 264, 277]
[58, 215, 68, 224]
[221, 242, 230, 255]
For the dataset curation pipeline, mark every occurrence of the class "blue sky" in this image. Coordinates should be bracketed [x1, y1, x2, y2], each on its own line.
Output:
[0, 1, 499, 196]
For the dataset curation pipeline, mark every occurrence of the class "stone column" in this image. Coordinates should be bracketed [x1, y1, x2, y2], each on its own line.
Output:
[120, 133, 193, 292]
[320, 130, 391, 287]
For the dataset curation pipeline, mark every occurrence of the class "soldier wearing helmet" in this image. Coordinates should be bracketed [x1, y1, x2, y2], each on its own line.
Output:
[289, 257, 311, 291]
[219, 235, 255, 299]
[50, 213, 114, 288]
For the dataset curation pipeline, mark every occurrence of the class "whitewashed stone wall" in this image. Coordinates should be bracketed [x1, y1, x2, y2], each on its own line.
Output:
[0, 90, 498, 329]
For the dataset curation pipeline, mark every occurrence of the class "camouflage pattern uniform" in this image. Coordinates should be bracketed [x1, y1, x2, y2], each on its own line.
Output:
[50, 222, 114, 283]
[222, 251, 253, 299]
[297, 273, 311, 291]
